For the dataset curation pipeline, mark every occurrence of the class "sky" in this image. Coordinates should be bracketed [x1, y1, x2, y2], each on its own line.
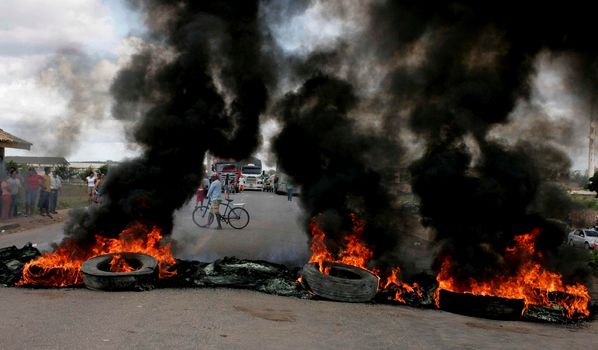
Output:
[0, 0, 143, 162]
[0, 0, 591, 171]
[0, 0, 344, 168]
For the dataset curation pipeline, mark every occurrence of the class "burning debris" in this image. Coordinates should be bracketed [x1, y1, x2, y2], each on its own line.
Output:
[3, 240, 592, 323]
[0, 244, 40, 287]
[17, 224, 175, 287]
[435, 229, 590, 319]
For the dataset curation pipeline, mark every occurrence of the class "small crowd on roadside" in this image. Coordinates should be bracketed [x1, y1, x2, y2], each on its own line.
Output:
[0, 167, 62, 220]
[85, 170, 105, 206]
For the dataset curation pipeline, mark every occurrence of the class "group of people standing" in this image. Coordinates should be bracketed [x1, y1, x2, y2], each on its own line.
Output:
[0, 167, 62, 220]
[85, 171, 105, 205]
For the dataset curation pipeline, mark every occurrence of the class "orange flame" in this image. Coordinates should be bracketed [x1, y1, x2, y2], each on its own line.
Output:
[381, 267, 423, 303]
[17, 224, 176, 287]
[308, 214, 372, 274]
[109, 254, 136, 273]
[435, 228, 590, 318]
[306, 213, 422, 303]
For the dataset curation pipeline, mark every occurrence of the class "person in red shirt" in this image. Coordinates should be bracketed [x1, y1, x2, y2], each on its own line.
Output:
[38, 167, 52, 217]
[1, 174, 10, 220]
[25, 167, 42, 217]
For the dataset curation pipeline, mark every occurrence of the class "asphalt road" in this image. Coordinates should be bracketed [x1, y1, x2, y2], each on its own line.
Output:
[0, 191, 310, 266]
[1, 191, 597, 349]
[171, 190, 310, 266]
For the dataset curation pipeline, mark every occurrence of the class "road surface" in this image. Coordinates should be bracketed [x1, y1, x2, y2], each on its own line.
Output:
[0, 191, 596, 349]
[0, 191, 311, 266]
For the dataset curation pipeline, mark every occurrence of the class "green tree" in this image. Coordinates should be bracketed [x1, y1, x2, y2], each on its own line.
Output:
[55, 165, 78, 180]
[3, 160, 18, 173]
[98, 164, 109, 175]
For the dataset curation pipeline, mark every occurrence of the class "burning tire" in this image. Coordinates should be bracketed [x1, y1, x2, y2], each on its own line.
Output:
[81, 253, 158, 291]
[300, 262, 379, 302]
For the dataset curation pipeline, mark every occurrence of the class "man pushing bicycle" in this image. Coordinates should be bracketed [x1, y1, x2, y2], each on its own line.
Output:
[205, 174, 223, 230]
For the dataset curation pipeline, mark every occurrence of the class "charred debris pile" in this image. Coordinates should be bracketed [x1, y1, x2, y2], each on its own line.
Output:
[2, 243, 596, 324]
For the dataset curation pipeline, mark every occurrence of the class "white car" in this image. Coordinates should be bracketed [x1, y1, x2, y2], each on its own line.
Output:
[568, 229, 598, 250]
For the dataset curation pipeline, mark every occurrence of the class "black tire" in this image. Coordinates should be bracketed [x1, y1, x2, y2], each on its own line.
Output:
[568, 239, 574, 246]
[228, 207, 250, 229]
[192, 206, 213, 228]
[585, 242, 591, 250]
[300, 262, 379, 302]
[81, 253, 158, 291]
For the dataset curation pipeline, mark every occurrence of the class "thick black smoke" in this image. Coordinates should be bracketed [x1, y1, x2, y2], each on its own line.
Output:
[272, 74, 405, 266]
[64, 0, 272, 244]
[367, 1, 596, 283]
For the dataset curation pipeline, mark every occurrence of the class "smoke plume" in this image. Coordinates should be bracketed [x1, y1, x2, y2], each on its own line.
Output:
[366, 1, 596, 283]
[271, 73, 406, 268]
[64, 0, 272, 244]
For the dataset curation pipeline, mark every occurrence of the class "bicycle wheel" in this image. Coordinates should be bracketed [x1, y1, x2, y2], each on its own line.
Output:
[227, 207, 250, 229]
[192, 206, 213, 228]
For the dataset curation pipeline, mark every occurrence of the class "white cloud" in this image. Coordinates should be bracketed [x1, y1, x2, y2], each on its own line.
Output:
[0, 0, 118, 55]
[0, 1, 143, 162]
[266, 0, 368, 56]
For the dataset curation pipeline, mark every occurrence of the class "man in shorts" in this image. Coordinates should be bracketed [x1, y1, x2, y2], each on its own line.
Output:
[205, 174, 223, 230]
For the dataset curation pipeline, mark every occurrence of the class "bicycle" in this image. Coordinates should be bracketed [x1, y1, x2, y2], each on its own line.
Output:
[192, 198, 250, 229]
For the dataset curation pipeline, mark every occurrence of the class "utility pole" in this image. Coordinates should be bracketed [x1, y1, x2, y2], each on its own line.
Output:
[589, 120, 596, 178]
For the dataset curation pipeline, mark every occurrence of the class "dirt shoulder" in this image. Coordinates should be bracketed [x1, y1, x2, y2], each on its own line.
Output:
[0, 209, 71, 237]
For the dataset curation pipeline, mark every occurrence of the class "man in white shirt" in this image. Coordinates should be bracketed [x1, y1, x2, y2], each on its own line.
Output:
[86, 171, 96, 205]
[49, 170, 62, 214]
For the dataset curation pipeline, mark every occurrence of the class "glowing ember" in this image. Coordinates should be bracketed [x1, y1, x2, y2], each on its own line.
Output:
[17, 224, 176, 287]
[435, 228, 590, 318]
[109, 254, 136, 273]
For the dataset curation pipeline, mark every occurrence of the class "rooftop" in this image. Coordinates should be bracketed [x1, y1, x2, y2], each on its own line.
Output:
[4, 156, 69, 166]
[0, 128, 32, 150]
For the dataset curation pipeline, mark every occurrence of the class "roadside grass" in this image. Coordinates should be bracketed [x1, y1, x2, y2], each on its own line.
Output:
[57, 183, 89, 210]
